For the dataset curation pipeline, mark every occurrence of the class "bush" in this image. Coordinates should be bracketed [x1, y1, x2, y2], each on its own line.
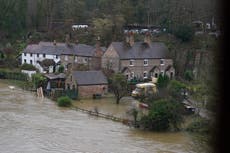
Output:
[31, 73, 46, 88]
[139, 99, 183, 131]
[0, 69, 28, 81]
[157, 74, 169, 88]
[184, 70, 194, 81]
[21, 63, 37, 71]
[58, 65, 64, 73]
[186, 117, 210, 133]
[57, 96, 72, 107]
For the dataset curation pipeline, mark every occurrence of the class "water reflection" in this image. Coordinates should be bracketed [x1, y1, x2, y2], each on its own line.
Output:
[0, 81, 208, 153]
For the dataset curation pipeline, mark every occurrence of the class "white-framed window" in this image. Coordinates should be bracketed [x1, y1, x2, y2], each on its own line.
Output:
[43, 54, 46, 58]
[30, 53, 33, 57]
[129, 59, 134, 66]
[30, 60, 33, 64]
[56, 55, 59, 59]
[160, 59, 164, 65]
[24, 59, 27, 63]
[144, 59, 148, 66]
[24, 53, 27, 56]
[37, 53, 39, 58]
[74, 56, 77, 62]
[143, 71, 148, 78]
[65, 55, 68, 61]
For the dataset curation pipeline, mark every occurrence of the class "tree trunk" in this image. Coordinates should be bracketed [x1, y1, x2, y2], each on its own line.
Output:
[116, 96, 120, 104]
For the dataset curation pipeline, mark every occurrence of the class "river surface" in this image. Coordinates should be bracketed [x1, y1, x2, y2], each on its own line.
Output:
[0, 81, 209, 153]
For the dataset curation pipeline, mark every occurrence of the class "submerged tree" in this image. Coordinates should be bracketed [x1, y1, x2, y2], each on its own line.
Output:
[110, 73, 128, 104]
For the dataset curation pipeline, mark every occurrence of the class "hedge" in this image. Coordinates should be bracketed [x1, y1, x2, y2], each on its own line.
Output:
[0, 69, 28, 81]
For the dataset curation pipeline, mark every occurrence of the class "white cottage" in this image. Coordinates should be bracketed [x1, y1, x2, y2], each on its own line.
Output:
[22, 41, 63, 73]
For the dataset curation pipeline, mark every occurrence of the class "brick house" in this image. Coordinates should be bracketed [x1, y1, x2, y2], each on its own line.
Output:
[66, 71, 108, 98]
[60, 41, 104, 72]
[102, 34, 175, 80]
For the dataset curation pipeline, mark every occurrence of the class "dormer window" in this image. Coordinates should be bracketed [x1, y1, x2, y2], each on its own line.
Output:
[144, 59, 148, 66]
[43, 54, 46, 58]
[160, 59, 164, 65]
[129, 59, 134, 66]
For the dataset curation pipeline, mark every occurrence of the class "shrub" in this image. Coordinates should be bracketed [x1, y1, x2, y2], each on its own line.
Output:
[31, 73, 46, 88]
[184, 70, 194, 81]
[186, 117, 210, 133]
[21, 63, 37, 71]
[157, 74, 169, 88]
[139, 99, 183, 131]
[0, 69, 28, 81]
[58, 65, 64, 73]
[57, 96, 72, 107]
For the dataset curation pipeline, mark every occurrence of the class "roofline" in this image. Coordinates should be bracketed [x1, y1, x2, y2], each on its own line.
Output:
[77, 83, 108, 86]
[120, 58, 172, 60]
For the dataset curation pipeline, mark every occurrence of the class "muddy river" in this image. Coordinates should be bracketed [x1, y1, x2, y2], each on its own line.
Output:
[0, 81, 209, 153]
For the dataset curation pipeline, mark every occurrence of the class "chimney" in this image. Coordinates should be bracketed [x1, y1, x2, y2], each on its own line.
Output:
[144, 32, 151, 46]
[96, 36, 101, 49]
[53, 40, 57, 46]
[65, 34, 70, 45]
[128, 32, 135, 46]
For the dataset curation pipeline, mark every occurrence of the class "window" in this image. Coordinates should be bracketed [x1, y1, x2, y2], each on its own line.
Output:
[30, 60, 32, 64]
[74, 56, 77, 62]
[24, 53, 27, 56]
[144, 59, 148, 66]
[143, 71, 148, 78]
[37, 54, 39, 58]
[30, 53, 33, 57]
[129, 60, 134, 66]
[24, 59, 27, 63]
[155, 73, 158, 78]
[56, 55, 59, 59]
[64, 55, 68, 61]
[43, 54, 46, 58]
[84, 58, 88, 62]
[160, 59, 164, 65]
[131, 72, 134, 78]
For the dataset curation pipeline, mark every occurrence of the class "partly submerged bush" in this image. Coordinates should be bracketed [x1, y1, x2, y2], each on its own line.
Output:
[57, 96, 72, 107]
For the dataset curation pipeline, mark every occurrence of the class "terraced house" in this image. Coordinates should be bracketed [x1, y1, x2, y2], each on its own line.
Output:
[22, 41, 104, 73]
[102, 33, 175, 80]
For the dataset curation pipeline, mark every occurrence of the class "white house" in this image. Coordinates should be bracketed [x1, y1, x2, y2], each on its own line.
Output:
[22, 41, 63, 73]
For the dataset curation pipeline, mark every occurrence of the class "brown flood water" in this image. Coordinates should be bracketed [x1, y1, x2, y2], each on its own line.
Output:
[0, 81, 209, 153]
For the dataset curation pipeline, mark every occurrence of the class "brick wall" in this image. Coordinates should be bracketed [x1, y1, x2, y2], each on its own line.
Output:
[78, 85, 108, 98]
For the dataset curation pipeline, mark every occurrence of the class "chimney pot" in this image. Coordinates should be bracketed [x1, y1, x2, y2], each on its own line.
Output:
[53, 40, 56, 45]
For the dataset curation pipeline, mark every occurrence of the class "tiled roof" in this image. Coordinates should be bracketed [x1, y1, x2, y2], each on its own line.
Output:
[23, 42, 96, 57]
[44, 73, 66, 80]
[72, 71, 108, 85]
[111, 42, 170, 59]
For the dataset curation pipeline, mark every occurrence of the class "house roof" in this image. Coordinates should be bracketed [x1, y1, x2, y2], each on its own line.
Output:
[44, 73, 66, 80]
[111, 42, 170, 59]
[72, 71, 108, 86]
[23, 42, 96, 57]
